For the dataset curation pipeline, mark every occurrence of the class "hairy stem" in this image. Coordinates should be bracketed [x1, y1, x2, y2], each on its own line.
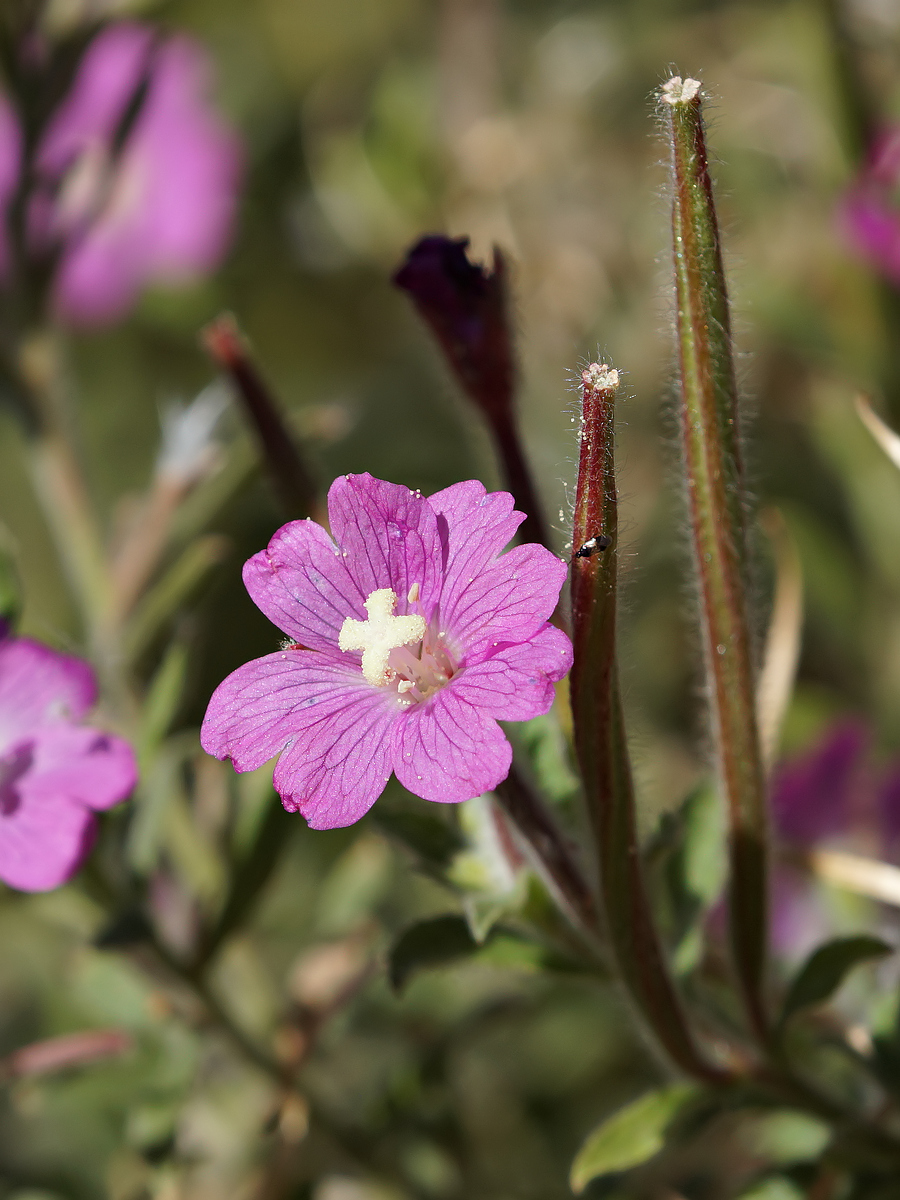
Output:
[570, 362, 725, 1083]
[662, 77, 769, 1044]
[493, 763, 600, 943]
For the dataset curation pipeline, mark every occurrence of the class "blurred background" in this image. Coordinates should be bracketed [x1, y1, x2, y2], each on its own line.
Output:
[2, 0, 900, 1197]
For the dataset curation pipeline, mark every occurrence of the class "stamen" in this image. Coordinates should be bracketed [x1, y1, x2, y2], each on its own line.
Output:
[407, 581, 420, 604]
[339, 589, 426, 686]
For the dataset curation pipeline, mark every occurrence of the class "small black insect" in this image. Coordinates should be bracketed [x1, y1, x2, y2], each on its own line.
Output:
[575, 534, 612, 558]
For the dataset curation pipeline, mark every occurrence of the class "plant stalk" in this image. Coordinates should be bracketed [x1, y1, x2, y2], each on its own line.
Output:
[570, 361, 725, 1083]
[662, 77, 769, 1044]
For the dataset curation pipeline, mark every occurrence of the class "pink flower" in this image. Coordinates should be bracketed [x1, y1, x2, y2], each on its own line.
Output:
[841, 128, 900, 285]
[771, 721, 868, 846]
[0, 635, 137, 891]
[0, 21, 241, 326]
[201, 474, 572, 829]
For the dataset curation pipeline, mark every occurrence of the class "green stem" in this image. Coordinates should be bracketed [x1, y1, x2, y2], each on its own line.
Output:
[193, 790, 297, 970]
[570, 362, 725, 1084]
[663, 77, 770, 1045]
[28, 430, 112, 639]
[493, 763, 601, 943]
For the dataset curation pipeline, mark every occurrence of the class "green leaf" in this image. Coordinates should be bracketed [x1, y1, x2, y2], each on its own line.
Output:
[737, 1179, 804, 1200]
[569, 1084, 695, 1192]
[781, 935, 893, 1024]
[0, 527, 22, 628]
[137, 640, 189, 767]
[745, 1110, 829, 1165]
[388, 915, 480, 991]
[371, 806, 464, 869]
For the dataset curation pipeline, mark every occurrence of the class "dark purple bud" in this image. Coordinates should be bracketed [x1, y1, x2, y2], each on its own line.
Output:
[394, 235, 551, 549]
[393, 235, 514, 425]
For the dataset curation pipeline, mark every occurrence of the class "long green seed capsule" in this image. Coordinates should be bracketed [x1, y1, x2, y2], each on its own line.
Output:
[662, 75, 770, 1044]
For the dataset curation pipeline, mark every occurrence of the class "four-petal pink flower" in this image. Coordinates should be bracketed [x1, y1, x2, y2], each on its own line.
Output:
[201, 474, 573, 829]
[0, 634, 137, 892]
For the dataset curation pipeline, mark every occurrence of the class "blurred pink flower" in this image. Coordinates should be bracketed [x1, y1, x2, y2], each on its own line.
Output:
[201, 473, 572, 829]
[841, 128, 900, 285]
[0, 21, 241, 325]
[0, 634, 136, 891]
[768, 720, 900, 960]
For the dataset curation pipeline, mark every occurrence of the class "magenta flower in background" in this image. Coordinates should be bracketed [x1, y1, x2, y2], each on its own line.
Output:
[841, 128, 900, 285]
[0, 21, 241, 326]
[0, 634, 136, 891]
[201, 473, 572, 829]
[771, 720, 868, 846]
[766, 720, 900, 960]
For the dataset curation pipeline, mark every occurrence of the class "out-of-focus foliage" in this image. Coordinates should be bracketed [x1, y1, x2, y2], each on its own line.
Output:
[4, 0, 900, 1198]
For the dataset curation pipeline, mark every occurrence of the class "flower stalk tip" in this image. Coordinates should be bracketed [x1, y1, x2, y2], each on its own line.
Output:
[202, 313, 316, 519]
[662, 77, 770, 1043]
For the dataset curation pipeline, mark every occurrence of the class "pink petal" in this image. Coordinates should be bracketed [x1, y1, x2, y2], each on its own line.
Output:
[123, 37, 240, 279]
[273, 687, 400, 829]
[428, 480, 525, 614]
[44, 26, 241, 326]
[441, 544, 568, 661]
[393, 686, 512, 803]
[242, 518, 365, 653]
[37, 24, 155, 174]
[327, 475, 444, 617]
[0, 639, 96, 753]
[452, 623, 572, 721]
[0, 793, 96, 892]
[201, 649, 399, 776]
[21, 724, 137, 812]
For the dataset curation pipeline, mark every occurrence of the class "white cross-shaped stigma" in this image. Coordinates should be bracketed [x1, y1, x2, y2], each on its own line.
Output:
[339, 588, 426, 686]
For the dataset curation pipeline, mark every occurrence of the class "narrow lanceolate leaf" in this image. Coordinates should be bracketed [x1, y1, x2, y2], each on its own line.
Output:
[570, 363, 724, 1083]
[388, 914, 481, 991]
[780, 935, 892, 1026]
[662, 76, 770, 1042]
[569, 1084, 696, 1192]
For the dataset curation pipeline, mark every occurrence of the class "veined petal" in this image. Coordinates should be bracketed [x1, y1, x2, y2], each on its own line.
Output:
[201, 649, 398, 775]
[327, 474, 443, 617]
[0, 639, 96, 752]
[20, 725, 137, 812]
[273, 688, 399, 829]
[243, 518, 364, 652]
[393, 687, 512, 803]
[428, 480, 524, 613]
[452, 624, 572, 721]
[0, 795, 96, 892]
[441, 543, 568, 661]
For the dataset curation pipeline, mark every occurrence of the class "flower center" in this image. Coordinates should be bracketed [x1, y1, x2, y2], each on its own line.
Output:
[338, 587, 457, 703]
[339, 588, 426, 687]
